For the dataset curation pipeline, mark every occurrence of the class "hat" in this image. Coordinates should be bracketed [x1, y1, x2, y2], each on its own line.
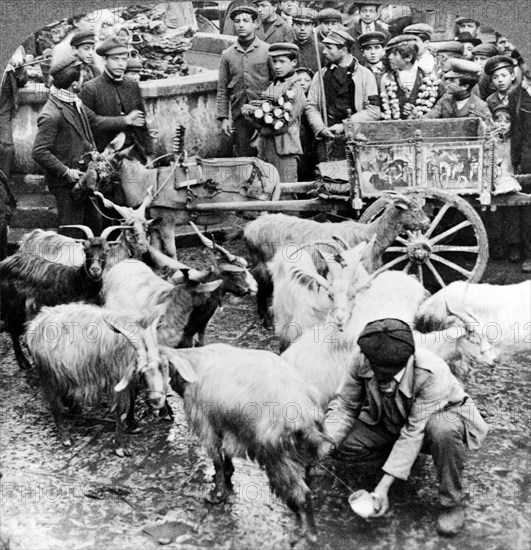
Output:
[491, 104, 511, 118]
[434, 41, 463, 55]
[295, 67, 315, 79]
[268, 43, 300, 58]
[70, 30, 96, 48]
[472, 43, 498, 58]
[96, 36, 129, 56]
[322, 29, 354, 49]
[385, 34, 419, 51]
[50, 54, 82, 89]
[357, 318, 415, 377]
[455, 16, 480, 26]
[403, 23, 433, 41]
[230, 5, 259, 20]
[316, 8, 342, 23]
[456, 32, 482, 47]
[358, 31, 387, 48]
[125, 57, 143, 72]
[484, 55, 514, 76]
[445, 58, 481, 79]
[292, 7, 317, 24]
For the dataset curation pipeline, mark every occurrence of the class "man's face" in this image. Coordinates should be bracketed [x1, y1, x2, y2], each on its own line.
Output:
[319, 20, 339, 36]
[462, 42, 474, 60]
[293, 20, 314, 42]
[359, 5, 378, 24]
[256, 1, 275, 20]
[74, 44, 94, 64]
[387, 49, 409, 71]
[496, 35, 511, 54]
[233, 14, 257, 39]
[362, 44, 384, 65]
[75, 16, 96, 33]
[473, 54, 489, 68]
[105, 53, 128, 77]
[297, 71, 312, 93]
[457, 21, 478, 38]
[491, 67, 515, 92]
[446, 76, 467, 96]
[323, 43, 343, 64]
[272, 55, 297, 78]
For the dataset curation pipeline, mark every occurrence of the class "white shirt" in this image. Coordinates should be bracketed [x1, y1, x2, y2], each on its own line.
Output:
[398, 63, 419, 92]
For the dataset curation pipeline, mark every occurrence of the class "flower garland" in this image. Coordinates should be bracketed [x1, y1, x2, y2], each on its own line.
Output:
[380, 73, 440, 120]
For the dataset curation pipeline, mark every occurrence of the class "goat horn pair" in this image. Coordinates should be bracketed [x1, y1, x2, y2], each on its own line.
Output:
[189, 221, 236, 261]
[100, 225, 134, 240]
[59, 225, 94, 239]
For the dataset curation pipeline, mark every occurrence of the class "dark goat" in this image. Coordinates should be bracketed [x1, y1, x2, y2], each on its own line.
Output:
[0, 226, 109, 370]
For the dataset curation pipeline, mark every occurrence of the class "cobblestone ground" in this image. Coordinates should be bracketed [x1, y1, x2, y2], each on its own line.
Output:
[0, 242, 530, 550]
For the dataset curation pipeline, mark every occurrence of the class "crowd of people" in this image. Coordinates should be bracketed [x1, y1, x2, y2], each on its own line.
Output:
[0, 2, 530, 271]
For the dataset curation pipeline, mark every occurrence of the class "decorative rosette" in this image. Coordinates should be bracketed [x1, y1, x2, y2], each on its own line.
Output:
[381, 74, 440, 119]
[248, 88, 295, 132]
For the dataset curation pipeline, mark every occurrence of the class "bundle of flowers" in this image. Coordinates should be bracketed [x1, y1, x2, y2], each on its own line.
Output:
[248, 89, 296, 132]
[381, 74, 440, 119]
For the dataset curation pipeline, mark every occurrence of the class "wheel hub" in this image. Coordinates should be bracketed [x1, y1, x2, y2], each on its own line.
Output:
[406, 236, 432, 264]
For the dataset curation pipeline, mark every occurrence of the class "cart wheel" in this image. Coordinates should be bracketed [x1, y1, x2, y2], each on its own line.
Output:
[359, 190, 489, 290]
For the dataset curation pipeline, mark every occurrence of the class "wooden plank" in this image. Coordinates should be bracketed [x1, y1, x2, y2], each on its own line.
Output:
[188, 198, 339, 212]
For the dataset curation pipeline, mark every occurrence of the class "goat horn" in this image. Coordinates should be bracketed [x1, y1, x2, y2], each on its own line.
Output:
[189, 220, 237, 261]
[332, 235, 351, 250]
[137, 186, 154, 218]
[290, 266, 330, 291]
[94, 191, 131, 219]
[147, 245, 191, 272]
[59, 225, 94, 239]
[314, 247, 341, 279]
[100, 225, 133, 240]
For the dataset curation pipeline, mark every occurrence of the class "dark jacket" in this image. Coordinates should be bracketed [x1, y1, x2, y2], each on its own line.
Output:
[256, 16, 294, 45]
[424, 92, 492, 122]
[293, 35, 326, 74]
[32, 96, 127, 191]
[346, 21, 390, 64]
[508, 84, 531, 174]
[79, 72, 153, 162]
[0, 66, 28, 143]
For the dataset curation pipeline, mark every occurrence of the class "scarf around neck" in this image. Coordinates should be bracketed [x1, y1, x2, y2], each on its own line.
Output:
[49, 85, 83, 113]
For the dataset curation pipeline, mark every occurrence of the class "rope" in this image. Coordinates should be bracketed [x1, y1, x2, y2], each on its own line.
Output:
[316, 462, 356, 494]
[89, 196, 121, 221]
[151, 161, 179, 202]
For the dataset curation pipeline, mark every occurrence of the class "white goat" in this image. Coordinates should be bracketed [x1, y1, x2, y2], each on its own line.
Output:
[164, 344, 326, 546]
[415, 280, 531, 353]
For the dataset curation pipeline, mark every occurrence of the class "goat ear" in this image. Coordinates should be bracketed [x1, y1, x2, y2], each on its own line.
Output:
[162, 347, 198, 383]
[394, 200, 409, 211]
[196, 279, 223, 293]
[102, 132, 127, 160]
[114, 362, 136, 392]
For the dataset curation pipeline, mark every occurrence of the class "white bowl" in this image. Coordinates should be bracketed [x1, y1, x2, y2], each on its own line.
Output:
[349, 489, 376, 519]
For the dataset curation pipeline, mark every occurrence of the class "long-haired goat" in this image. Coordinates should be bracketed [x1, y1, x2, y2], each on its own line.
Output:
[26, 304, 195, 457]
[164, 343, 327, 546]
[244, 193, 429, 326]
[0, 225, 109, 370]
[414, 280, 531, 353]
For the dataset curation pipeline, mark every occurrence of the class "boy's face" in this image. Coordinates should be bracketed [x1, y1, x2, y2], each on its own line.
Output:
[473, 54, 489, 68]
[462, 42, 474, 60]
[105, 53, 129, 77]
[125, 71, 141, 82]
[457, 21, 478, 37]
[272, 55, 297, 78]
[387, 49, 409, 71]
[359, 5, 378, 24]
[494, 114, 511, 135]
[293, 20, 314, 42]
[233, 14, 257, 39]
[74, 44, 94, 64]
[491, 67, 515, 92]
[256, 1, 275, 20]
[362, 44, 384, 65]
[297, 72, 312, 93]
[319, 20, 339, 35]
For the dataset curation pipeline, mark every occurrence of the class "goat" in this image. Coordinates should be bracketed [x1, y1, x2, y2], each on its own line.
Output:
[414, 280, 531, 353]
[270, 240, 370, 352]
[25, 305, 195, 457]
[281, 271, 429, 409]
[244, 193, 430, 326]
[164, 343, 327, 546]
[0, 225, 109, 370]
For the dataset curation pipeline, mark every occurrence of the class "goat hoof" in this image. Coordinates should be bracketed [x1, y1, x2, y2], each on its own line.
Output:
[205, 489, 227, 504]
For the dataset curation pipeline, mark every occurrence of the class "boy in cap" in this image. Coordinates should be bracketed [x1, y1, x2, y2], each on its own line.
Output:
[455, 32, 482, 61]
[484, 56, 517, 112]
[78, 36, 153, 164]
[315, 8, 343, 43]
[305, 28, 380, 153]
[404, 23, 436, 76]
[295, 67, 316, 180]
[454, 16, 480, 39]
[422, 59, 491, 121]
[321, 318, 488, 537]
[253, 0, 294, 44]
[70, 30, 100, 83]
[358, 31, 387, 88]
[242, 43, 305, 182]
[31, 55, 144, 234]
[472, 43, 498, 69]
[216, 5, 273, 156]
[347, 3, 390, 64]
[291, 7, 324, 73]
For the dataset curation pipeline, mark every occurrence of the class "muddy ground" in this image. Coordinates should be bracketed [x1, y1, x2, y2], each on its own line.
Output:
[0, 243, 530, 550]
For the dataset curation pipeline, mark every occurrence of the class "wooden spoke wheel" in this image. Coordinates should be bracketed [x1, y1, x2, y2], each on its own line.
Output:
[358, 190, 489, 290]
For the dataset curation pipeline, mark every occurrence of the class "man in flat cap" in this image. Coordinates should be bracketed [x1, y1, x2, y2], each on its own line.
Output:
[380, 35, 443, 120]
[291, 8, 324, 73]
[32, 55, 145, 235]
[79, 36, 153, 165]
[346, 3, 389, 64]
[315, 9, 343, 44]
[242, 43, 305, 182]
[253, 0, 294, 44]
[70, 30, 100, 83]
[404, 23, 436, 76]
[321, 318, 488, 537]
[305, 28, 380, 158]
[216, 5, 273, 156]
[454, 16, 480, 39]
[422, 59, 491, 121]
[358, 32, 387, 89]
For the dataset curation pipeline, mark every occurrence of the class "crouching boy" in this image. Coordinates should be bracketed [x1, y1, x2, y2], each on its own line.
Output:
[243, 43, 306, 182]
